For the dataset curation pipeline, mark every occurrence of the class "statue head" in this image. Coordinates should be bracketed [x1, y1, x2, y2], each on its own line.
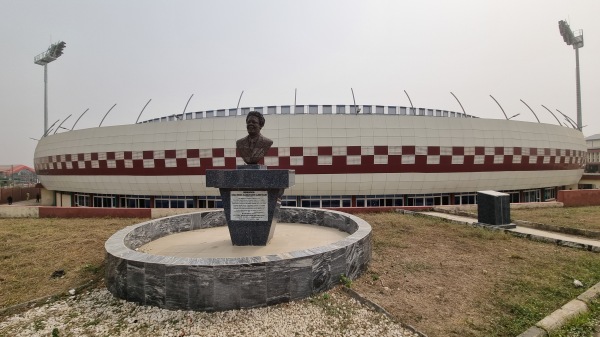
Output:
[236, 111, 273, 165]
[245, 111, 265, 137]
[246, 111, 265, 126]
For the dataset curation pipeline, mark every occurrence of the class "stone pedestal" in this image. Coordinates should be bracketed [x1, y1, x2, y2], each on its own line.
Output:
[206, 165, 295, 246]
[477, 190, 511, 226]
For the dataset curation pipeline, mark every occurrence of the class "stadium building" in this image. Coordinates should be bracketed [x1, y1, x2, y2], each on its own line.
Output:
[33, 105, 586, 208]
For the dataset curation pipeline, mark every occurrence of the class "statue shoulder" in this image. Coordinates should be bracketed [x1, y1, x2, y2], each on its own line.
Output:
[260, 135, 273, 146]
[236, 136, 248, 146]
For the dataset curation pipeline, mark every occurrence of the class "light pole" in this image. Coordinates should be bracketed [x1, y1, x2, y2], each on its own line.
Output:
[520, 99, 540, 123]
[490, 95, 509, 120]
[558, 20, 584, 131]
[450, 92, 466, 116]
[34, 41, 66, 136]
[541, 105, 564, 127]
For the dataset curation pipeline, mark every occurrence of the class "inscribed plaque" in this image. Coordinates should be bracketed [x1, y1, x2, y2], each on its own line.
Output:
[230, 191, 268, 221]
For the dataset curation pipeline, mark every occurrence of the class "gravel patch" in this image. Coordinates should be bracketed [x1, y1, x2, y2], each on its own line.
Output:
[0, 287, 420, 337]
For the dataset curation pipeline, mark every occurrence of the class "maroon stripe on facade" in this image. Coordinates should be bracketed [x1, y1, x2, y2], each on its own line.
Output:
[374, 146, 387, 155]
[267, 147, 278, 156]
[389, 155, 402, 166]
[414, 155, 427, 167]
[166, 150, 176, 158]
[187, 149, 199, 158]
[225, 157, 237, 167]
[318, 146, 332, 155]
[402, 146, 415, 155]
[39, 207, 151, 218]
[439, 155, 452, 166]
[347, 146, 361, 155]
[279, 156, 291, 167]
[212, 148, 224, 157]
[34, 146, 586, 177]
[200, 158, 213, 167]
[304, 156, 318, 169]
[428, 147, 440, 155]
[290, 147, 303, 156]
[332, 156, 346, 167]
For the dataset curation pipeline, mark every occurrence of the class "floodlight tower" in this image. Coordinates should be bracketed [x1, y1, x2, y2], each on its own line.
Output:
[558, 20, 584, 131]
[34, 41, 67, 136]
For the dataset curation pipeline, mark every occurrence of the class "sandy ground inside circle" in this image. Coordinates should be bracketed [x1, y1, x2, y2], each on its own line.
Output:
[138, 222, 349, 258]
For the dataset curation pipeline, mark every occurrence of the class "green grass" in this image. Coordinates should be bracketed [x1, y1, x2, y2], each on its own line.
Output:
[511, 206, 600, 232]
[472, 236, 600, 336]
[354, 210, 600, 337]
[551, 299, 600, 337]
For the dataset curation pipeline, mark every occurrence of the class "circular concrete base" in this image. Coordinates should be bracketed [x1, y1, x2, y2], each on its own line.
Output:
[137, 223, 348, 258]
[105, 207, 372, 311]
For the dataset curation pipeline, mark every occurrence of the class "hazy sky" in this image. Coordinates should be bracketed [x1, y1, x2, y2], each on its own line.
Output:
[2, 0, 599, 167]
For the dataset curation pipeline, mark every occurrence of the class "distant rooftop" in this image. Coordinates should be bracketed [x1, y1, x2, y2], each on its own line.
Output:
[586, 134, 600, 141]
[0, 165, 35, 174]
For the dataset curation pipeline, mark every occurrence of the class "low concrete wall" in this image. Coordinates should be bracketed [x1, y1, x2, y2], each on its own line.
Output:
[558, 190, 600, 207]
[39, 207, 151, 218]
[0, 206, 39, 218]
[150, 208, 210, 219]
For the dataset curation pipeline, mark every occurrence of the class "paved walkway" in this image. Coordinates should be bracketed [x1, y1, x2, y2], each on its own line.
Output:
[421, 211, 600, 249]
[0, 199, 40, 207]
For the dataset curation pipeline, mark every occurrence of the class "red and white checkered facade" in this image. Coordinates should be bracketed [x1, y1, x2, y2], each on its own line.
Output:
[34, 112, 586, 196]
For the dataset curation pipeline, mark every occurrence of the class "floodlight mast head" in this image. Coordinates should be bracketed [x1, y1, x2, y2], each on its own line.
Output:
[34, 41, 66, 65]
[558, 20, 584, 131]
[559, 21, 583, 49]
[34, 40, 66, 136]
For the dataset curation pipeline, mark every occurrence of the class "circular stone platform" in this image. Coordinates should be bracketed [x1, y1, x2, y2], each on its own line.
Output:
[105, 207, 372, 311]
[137, 223, 348, 258]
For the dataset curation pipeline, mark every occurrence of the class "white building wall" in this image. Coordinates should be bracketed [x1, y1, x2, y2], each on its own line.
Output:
[35, 113, 586, 197]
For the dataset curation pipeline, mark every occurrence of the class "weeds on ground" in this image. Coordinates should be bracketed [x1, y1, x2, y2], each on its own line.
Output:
[308, 290, 357, 333]
[81, 263, 102, 274]
[340, 274, 352, 288]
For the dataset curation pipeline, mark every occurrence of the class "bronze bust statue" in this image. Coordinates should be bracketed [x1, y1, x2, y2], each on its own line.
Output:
[236, 111, 273, 165]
